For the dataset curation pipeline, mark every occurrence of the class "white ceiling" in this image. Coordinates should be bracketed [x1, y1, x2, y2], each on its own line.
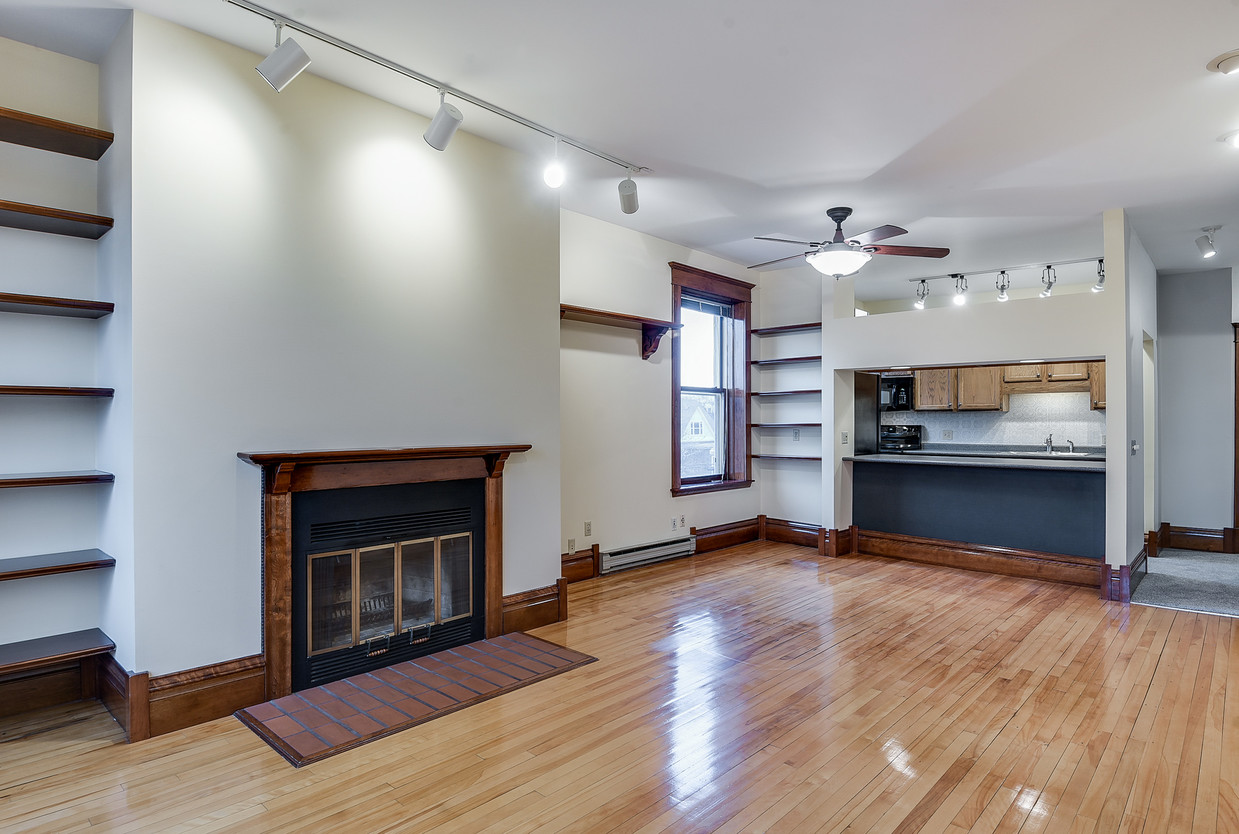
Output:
[4, 0, 1239, 301]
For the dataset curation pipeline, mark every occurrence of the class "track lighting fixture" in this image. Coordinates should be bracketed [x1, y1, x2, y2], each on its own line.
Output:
[913, 279, 929, 310]
[423, 90, 464, 151]
[1091, 259, 1106, 293]
[618, 170, 639, 214]
[995, 270, 1010, 302]
[543, 138, 565, 188]
[1197, 226, 1220, 259]
[952, 274, 967, 305]
[1039, 265, 1056, 298]
[256, 21, 311, 92]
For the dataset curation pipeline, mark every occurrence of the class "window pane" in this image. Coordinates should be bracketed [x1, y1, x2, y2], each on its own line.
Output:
[358, 545, 396, 641]
[680, 391, 725, 478]
[680, 307, 720, 388]
[439, 534, 472, 621]
[399, 539, 435, 630]
[309, 551, 354, 653]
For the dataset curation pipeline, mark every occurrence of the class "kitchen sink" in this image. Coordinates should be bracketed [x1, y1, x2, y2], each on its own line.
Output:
[996, 450, 1093, 458]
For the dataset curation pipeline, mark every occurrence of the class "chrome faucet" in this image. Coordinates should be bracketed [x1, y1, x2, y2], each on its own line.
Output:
[1067, 439, 1075, 453]
[1044, 433, 1053, 453]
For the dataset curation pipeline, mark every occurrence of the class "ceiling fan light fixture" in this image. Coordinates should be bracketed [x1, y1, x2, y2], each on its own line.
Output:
[805, 244, 871, 277]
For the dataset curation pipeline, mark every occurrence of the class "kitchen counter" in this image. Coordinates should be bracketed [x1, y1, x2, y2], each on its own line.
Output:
[849, 452, 1105, 559]
[846, 452, 1105, 472]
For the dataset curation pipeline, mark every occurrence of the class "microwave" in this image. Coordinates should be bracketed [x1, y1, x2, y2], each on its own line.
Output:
[879, 376, 913, 411]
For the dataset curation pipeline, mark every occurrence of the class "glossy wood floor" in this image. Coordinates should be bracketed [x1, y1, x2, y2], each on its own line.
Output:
[3, 541, 1237, 833]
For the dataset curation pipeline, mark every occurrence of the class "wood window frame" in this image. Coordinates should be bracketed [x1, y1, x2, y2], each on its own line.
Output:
[670, 262, 755, 496]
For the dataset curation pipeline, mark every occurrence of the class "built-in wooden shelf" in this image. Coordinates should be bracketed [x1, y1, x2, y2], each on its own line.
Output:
[0, 470, 115, 489]
[0, 106, 113, 160]
[0, 628, 114, 678]
[0, 549, 115, 582]
[0, 291, 114, 318]
[0, 386, 113, 398]
[751, 454, 823, 461]
[752, 322, 822, 336]
[0, 199, 113, 239]
[559, 304, 680, 360]
[750, 389, 822, 398]
[750, 422, 822, 429]
[751, 355, 822, 367]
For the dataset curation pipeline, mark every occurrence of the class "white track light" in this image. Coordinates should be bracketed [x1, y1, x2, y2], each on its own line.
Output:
[1091, 260, 1106, 293]
[995, 270, 1010, 302]
[543, 138, 565, 188]
[913, 279, 929, 310]
[1039, 265, 1056, 298]
[1197, 226, 1220, 259]
[256, 22, 311, 92]
[618, 171, 639, 214]
[423, 90, 463, 151]
[952, 274, 967, 305]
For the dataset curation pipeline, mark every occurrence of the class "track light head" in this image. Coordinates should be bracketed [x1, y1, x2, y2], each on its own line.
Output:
[543, 137, 565, 188]
[1197, 226, 1221, 259]
[256, 22, 311, 92]
[618, 172, 639, 214]
[1040, 265, 1056, 298]
[995, 270, 1010, 302]
[913, 279, 929, 310]
[1091, 259, 1106, 293]
[423, 91, 463, 151]
[952, 274, 967, 305]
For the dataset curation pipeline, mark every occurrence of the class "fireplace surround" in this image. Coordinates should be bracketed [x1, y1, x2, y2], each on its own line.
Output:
[238, 445, 531, 700]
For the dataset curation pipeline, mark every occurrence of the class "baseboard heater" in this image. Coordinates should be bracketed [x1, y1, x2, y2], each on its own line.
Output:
[601, 535, 696, 574]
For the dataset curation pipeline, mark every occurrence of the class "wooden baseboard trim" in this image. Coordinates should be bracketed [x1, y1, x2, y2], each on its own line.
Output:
[1101, 562, 1135, 603]
[98, 653, 149, 742]
[147, 654, 266, 738]
[502, 579, 567, 634]
[691, 518, 760, 554]
[562, 544, 600, 583]
[758, 515, 824, 549]
[1157, 522, 1238, 554]
[828, 526, 859, 558]
[858, 529, 1102, 588]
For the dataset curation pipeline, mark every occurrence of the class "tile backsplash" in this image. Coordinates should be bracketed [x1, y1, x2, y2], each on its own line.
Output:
[881, 392, 1105, 448]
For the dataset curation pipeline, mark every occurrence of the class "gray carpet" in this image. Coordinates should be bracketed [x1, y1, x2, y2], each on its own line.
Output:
[1131, 548, 1239, 617]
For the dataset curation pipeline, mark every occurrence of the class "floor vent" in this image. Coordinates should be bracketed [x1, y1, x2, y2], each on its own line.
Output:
[601, 535, 696, 574]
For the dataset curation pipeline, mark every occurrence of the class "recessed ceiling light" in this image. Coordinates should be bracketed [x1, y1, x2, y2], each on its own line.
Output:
[1217, 130, 1239, 148]
[1208, 49, 1239, 74]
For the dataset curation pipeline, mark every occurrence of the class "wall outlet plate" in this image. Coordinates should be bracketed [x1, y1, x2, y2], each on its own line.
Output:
[671, 518, 677, 530]
[943, 430, 953, 440]
[584, 521, 592, 536]
[567, 538, 576, 552]
[841, 431, 849, 445]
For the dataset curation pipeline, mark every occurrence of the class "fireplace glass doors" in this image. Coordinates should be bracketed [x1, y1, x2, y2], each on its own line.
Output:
[308, 534, 473, 656]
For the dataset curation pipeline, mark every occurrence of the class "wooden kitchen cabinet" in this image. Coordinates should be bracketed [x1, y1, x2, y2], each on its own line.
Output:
[956, 366, 1005, 410]
[1003, 364, 1043, 383]
[1089, 362, 1106, 409]
[914, 368, 954, 410]
[1045, 362, 1089, 381]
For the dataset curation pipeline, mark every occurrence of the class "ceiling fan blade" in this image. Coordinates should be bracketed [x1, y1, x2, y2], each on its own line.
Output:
[755, 236, 822, 247]
[747, 252, 809, 269]
[846, 224, 907, 246]
[867, 244, 951, 259]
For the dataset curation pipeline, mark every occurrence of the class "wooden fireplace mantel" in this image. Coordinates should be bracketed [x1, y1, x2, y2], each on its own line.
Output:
[238, 443, 532, 700]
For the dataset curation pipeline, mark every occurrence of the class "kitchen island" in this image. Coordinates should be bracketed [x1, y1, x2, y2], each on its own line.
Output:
[846, 451, 1105, 560]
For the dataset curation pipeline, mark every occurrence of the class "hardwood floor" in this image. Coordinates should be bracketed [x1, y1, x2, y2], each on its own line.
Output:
[2, 541, 1237, 832]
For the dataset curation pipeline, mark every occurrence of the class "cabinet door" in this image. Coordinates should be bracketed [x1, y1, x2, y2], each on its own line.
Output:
[1003, 364, 1043, 383]
[1089, 362, 1106, 409]
[914, 368, 954, 410]
[956, 366, 1005, 410]
[1046, 362, 1089, 381]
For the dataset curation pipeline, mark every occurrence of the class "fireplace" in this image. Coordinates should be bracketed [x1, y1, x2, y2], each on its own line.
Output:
[238, 445, 531, 700]
[292, 480, 485, 689]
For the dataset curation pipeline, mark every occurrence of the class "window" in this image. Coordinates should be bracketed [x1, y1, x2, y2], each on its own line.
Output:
[670, 262, 753, 496]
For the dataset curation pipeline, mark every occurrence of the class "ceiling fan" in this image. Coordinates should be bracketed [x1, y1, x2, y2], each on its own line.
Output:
[749, 207, 950, 277]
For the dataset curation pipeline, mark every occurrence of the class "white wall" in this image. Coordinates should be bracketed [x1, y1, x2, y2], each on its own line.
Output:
[115, 15, 560, 675]
[0, 36, 109, 643]
[560, 210, 760, 552]
[1157, 268, 1232, 528]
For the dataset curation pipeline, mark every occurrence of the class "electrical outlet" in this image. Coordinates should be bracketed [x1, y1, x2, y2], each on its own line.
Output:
[793, 428, 801, 441]
[680, 514, 686, 527]
[942, 430, 953, 440]
[567, 538, 576, 552]
[584, 521, 592, 536]
[671, 517, 677, 530]
[841, 431, 849, 445]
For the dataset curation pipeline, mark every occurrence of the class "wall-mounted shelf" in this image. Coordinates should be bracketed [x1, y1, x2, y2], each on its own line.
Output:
[751, 454, 823, 461]
[0, 291, 114, 318]
[750, 422, 822, 429]
[752, 322, 822, 336]
[0, 386, 114, 398]
[751, 355, 822, 367]
[0, 471, 115, 489]
[0, 106, 113, 160]
[750, 389, 822, 398]
[560, 304, 680, 360]
[0, 549, 115, 582]
[0, 199, 113, 239]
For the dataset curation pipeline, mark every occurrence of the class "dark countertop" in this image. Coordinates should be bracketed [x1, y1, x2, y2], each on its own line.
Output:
[847, 451, 1106, 472]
